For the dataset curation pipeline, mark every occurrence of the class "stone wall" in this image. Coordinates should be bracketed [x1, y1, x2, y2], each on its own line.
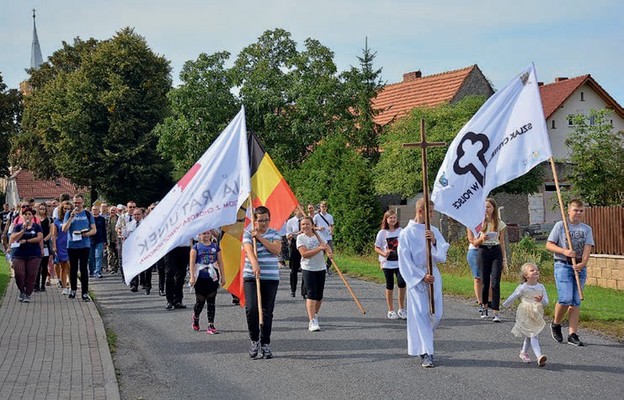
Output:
[586, 255, 624, 290]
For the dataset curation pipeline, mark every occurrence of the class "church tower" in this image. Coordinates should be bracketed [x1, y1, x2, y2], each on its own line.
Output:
[19, 9, 44, 95]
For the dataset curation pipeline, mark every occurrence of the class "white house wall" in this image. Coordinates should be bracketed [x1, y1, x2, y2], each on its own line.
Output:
[547, 83, 624, 160]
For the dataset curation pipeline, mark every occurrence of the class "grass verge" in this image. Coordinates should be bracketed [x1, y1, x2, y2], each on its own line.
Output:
[334, 252, 624, 342]
[0, 251, 10, 306]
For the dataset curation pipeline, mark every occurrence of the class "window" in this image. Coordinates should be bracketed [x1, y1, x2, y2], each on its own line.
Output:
[551, 120, 556, 129]
[567, 115, 575, 126]
[580, 91, 585, 101]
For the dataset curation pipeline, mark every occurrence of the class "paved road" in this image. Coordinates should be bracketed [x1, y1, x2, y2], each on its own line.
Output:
[92, 270, 623, 400]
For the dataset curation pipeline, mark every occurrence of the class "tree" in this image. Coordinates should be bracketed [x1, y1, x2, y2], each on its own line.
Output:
[154, 51, 239, 177]
[0, 72, 22, 177]
[373, 96, 545, 198]
[340, 38, 385, 161]
[291, 133, 380, 253]
[231, 29, 297, 166]
[16, 28, 173, 205]
[566, 109, 624, 205]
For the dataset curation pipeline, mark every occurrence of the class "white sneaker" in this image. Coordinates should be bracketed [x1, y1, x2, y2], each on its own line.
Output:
[387, 311, 398, 320]
[62, 288, 69, 295]
[308, 319, 321, 332]
[397, 308, 407, 319]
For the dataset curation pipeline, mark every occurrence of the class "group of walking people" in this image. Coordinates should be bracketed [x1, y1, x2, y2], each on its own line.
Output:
[2, 193, 594, 368]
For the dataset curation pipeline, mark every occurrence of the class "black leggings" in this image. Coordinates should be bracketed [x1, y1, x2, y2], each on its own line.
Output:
[35, 255, 50, 289]
[68, 247, 90, 295]
[193, 278, 219, 323]
[289, 239, 301, 294]
[478, 245, 503, 310]
[382, 268, 406, 290]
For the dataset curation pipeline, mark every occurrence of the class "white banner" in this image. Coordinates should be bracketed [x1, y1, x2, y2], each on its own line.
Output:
[431, 64, 552, 233]
[122, 107, 251, 285]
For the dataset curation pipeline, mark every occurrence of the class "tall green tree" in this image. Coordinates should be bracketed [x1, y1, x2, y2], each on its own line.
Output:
[291, 133, 379, 253]
[373, 96, 545, 199]
[231, 29, 297, 166]
[17, 28, 173, 205]
[567, 109, 624, 205]
[340, 38, 385, 161]
[0, 72, 22, 177]
[154, 51, 239, 177]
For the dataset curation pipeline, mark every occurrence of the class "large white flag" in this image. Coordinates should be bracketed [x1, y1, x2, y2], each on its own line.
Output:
[431, 64, 552, 233]
[122, 107, 251, 285]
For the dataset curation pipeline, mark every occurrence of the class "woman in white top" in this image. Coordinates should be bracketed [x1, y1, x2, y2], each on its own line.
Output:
[374, 210, 406, 320]
[473, 198, 507, 322]
[297, 216, 332, 332]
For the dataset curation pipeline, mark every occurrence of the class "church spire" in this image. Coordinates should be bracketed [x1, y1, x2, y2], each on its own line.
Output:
[30, 9, 43, 70]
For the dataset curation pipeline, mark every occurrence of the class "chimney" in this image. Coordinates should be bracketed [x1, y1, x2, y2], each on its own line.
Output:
[403, 70, 422, 82]
[555, 77, 568, 83]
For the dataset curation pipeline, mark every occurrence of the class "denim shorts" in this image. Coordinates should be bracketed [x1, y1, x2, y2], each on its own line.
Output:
[554, 261, 586, 307]
[466, 248, 480, 279]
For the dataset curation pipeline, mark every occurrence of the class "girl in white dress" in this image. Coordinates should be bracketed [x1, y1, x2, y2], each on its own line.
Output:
[503, 263, 549, 367]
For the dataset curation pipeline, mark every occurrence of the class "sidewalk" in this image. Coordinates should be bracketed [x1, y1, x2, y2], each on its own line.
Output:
[0, 273, 120, 400]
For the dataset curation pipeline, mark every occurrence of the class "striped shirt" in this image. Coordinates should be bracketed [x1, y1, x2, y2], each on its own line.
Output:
[243, 228, 280, 281]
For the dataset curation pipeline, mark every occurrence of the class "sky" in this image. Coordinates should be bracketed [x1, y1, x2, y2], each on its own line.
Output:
[1, 0, 623, 104]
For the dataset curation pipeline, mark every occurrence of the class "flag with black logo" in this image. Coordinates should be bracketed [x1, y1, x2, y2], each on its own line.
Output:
[431, 64, 552, 233]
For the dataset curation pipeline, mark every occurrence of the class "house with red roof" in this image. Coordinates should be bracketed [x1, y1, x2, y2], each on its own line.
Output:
[498, 75, 624, 226]
[372, 65, 494, 126]
[4, 168, 82, 207]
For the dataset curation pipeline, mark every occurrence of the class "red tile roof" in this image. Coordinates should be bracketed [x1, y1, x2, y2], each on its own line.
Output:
[540, 75, 624, 119]
[372, 65, 480, 126]
[11, 169, 82, 201]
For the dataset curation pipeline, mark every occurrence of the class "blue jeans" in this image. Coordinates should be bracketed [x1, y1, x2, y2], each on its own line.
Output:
[89, 242, 104, 276]
[554, 261, 586, 307]
[466, 248, 480, 278]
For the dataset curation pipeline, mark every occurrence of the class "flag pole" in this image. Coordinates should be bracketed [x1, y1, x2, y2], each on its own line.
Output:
[549, 157, 583, 300]
[297, 205, 366, 314]
[249, 197, 264, 326]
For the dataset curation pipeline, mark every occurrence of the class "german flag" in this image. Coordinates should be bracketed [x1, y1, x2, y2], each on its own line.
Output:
[221, 132, 298, 305]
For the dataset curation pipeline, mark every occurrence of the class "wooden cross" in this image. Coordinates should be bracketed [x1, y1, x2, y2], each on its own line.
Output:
[402, 118, 446, 315]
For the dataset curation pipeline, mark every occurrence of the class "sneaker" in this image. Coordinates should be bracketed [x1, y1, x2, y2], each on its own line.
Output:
[567, 333, 584, 346]
[82, 293, 91, 302]
[40, 286, 46, 292]
[537, 355, 547, 367]
[290, 292, 295, 297]
[23, 295, 32, 303]
[97, 274, 103, 278]
[173, 303, 187, 309]
[397, 308, 407, 320]
[421, 354, 434, 368]
[18, 292, 24, 302]
[57, 281, 63, 288]
[68, 290, 76, 299]
[206, 325, 220, 335]
[191, 314, 200, 331]
[550, 323, 563, 343]
[387, 311, 398, 320]
[249, 340, 260, 358]
[308, 319, 321, 332]
[62, 288, 69, 295]
[519, 352, 531, 363]
[492, 315, 501, 323]
[261, 344, 273, 359]
[480, 308, 489, 319]
[165, 303, 174, 310]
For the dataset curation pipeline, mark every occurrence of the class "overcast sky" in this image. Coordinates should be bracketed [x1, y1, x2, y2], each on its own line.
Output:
[1, 0, 622, 104]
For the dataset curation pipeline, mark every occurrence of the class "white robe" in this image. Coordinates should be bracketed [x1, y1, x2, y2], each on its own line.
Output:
[398, 221, 449, 356]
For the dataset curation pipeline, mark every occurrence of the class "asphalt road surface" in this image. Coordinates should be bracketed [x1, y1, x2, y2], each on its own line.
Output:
[92, 269, 624, 400]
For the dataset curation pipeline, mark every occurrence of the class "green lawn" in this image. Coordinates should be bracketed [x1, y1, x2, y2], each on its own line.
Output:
[334, 251, 624, 341]
[0, 250, 11, 305]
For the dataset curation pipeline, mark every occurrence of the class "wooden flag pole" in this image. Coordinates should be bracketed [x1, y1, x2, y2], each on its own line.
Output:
[549, 157, 584, 300]
[403, 119, 446, 315]
[249, 197, 264, 327]
[296, 205, 366, 314]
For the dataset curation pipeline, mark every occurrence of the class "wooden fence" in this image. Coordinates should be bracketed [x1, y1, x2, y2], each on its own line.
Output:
[584, 206, 624, 255]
